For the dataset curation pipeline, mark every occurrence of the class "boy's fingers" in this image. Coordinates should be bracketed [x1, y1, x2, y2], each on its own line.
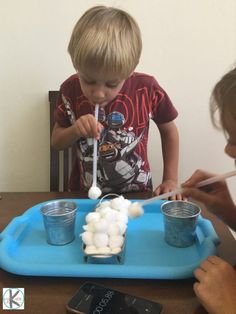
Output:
[193, 282, 201, 295]
[85, 116, 99, 137]
[194, 267, 206, 281]
[207, 255, 225, 265]
[182, 187, 215, 205]
[182, 170, 215, 188]
[181, 170, 203, 187]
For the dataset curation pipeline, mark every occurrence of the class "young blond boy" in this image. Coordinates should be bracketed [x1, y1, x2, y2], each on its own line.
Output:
[183, 67, 236, 314]
[51, 6, 180, 196]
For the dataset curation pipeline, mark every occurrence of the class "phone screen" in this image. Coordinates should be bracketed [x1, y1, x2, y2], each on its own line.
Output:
[66, 282, 163, 314]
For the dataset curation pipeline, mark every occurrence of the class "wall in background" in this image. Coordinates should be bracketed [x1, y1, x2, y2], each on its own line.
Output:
[1, 0, 236, 193]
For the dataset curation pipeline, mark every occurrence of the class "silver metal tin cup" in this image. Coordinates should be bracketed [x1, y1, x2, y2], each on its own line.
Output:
[40, 200, 77, 245]
[161, 200, 201, 247]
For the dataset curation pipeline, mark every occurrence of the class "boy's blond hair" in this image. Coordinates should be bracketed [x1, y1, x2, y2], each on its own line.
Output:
[210, 67, 236, 132]
[68, 5, 142, 79]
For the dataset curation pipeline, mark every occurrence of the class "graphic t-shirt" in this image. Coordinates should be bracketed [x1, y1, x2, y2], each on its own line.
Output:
[54, 72, 178, 193]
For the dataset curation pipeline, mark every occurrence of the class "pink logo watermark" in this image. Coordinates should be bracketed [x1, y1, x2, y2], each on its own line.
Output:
[2, 288, 24, 310]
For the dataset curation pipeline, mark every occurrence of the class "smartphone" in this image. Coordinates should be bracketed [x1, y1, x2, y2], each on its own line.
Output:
[66, 282, 163, 314]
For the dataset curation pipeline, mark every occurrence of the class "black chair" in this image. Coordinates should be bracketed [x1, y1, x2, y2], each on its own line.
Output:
[49, 91, 75, 191]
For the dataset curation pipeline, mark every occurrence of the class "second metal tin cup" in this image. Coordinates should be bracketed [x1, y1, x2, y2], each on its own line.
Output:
[161, 200, 201, 247]
[40, 200, 77, 245]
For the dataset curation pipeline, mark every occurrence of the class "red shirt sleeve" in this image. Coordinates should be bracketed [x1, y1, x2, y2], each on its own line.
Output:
[151, 77, 178, 124]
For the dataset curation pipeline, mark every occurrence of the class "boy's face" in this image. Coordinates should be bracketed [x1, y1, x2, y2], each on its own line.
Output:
[78, 70, 126, 107]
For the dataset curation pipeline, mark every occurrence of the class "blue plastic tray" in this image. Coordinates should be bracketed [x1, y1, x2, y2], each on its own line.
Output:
[0, 199, 220, 279]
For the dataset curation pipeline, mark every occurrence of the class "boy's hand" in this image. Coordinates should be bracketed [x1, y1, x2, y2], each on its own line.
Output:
[154, 179, 183, 200]
[73, 114, 103, 139]
[194, 255, 236, 314]
[182, 169, 235, 217]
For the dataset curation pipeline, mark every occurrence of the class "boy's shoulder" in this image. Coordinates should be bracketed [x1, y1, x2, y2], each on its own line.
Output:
[131, 72, 154, 79]
[126, 72, 159, 88]
[60, 74, 80, 90]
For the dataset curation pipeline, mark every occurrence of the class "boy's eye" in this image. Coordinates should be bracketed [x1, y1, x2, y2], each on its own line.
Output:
[83, 79, 96, 85]
[106, 83, 118, 88]
[106, 84, 117, 88]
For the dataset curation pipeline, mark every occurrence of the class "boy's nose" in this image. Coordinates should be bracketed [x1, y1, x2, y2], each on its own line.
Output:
[92, 87, 105, 104]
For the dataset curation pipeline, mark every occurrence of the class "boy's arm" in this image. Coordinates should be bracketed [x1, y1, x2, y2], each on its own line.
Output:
[51, 115, 102, 151]
[51, 122, 80, 151]
[154, 121, 180, 197]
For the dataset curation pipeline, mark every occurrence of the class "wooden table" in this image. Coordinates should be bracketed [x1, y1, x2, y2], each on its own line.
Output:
[0, 192, 236, 314]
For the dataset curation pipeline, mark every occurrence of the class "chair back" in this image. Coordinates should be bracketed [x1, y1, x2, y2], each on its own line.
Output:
[49, 91, 74, 191]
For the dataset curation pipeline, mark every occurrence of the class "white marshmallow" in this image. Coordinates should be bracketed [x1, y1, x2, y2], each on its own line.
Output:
[111, 247, 122, 254]
[109, 235, 124, 249]
[93, 218, 108, 233]
[98, 201, 111, 209]
[116, 212, 128, 224]
[107, 222, 121, 236]
[123, 199, 132, 209]
[110, 197, 124, 210]
[81, 231, 94, 246]
[83, 221, 96, 232]
[97, 246, 111, 254]
[85, 212, 100, 224]
[88, 186, 102, 200]
[128, 202, 144, 218]
[85, 245, 98, 255]
[101, 209, 118, 222]
[118, 207, 128, 216]
[93, 233, 109, 248]
[116, 221, 127, 235]
[99, 207, 114, 217]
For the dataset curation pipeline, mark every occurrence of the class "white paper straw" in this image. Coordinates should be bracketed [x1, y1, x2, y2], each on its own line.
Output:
[92, 104, 99, 187]
[142, 170, 236, 206]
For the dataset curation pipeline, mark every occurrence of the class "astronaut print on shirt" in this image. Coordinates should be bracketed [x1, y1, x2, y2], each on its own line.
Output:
[78, 107, 151, 193]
